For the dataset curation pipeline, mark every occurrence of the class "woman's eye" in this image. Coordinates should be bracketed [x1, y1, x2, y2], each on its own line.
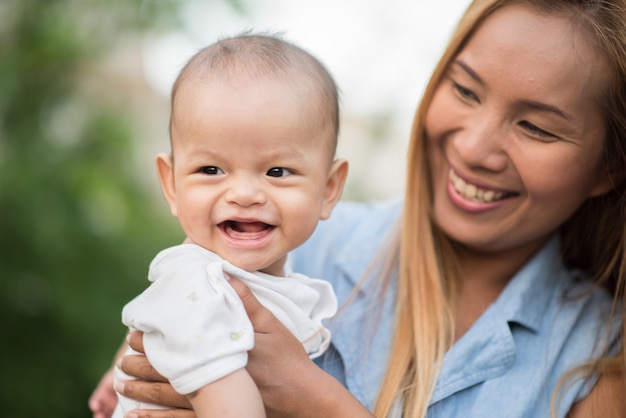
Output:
[266, 167, 292, 178]
[452, 81, 479, 102]
[200, 166, 223, 175]
[519, 121, 558, 141]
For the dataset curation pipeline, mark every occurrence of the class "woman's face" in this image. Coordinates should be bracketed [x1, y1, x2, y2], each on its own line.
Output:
[425, 3, 612, 256]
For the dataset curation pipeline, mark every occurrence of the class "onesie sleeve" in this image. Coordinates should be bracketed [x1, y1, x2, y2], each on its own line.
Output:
[121, 245, 254, 395]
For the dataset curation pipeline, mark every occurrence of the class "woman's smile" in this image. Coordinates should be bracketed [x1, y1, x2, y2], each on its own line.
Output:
[448, 169, 516, 204]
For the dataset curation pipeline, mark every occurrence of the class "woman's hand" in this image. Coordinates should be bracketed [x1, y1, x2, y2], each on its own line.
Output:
[229, 278, 374, 418]
[115, 331, 194, 418]
[229, 277, 310, 416]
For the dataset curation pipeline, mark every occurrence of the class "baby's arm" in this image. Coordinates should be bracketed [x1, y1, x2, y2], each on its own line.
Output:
[188, 368, 265, 418]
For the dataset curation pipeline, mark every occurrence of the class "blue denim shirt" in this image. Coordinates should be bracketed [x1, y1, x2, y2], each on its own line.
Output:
[289, 200, 621, 417]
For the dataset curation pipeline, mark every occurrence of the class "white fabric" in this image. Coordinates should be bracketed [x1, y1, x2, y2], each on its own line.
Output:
[114, 243, 337, 416]
[113, 352, 169, 417]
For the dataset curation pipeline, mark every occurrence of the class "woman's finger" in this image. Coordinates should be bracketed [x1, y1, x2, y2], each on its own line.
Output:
[128, 330, 145, 353]
[117, 331, 192, 411]
[118, 353, 166, 383]
[227, 277, 282, 333]
[127, 408, 196, 418]
[116, 379, 192, 410]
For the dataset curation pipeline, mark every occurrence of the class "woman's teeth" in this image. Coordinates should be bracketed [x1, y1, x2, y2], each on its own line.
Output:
[449, 170, 506, 203]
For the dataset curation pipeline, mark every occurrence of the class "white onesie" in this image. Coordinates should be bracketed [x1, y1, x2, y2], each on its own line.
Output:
[113, 243, 337, 416]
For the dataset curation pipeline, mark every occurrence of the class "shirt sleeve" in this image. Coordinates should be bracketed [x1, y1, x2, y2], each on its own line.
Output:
[121, 245, 254, 395]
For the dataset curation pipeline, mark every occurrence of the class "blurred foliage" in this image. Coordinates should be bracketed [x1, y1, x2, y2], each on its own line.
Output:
[0, 0, 225, 416]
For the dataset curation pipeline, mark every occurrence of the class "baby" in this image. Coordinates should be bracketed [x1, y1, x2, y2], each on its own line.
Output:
[112, 32, 348, 418]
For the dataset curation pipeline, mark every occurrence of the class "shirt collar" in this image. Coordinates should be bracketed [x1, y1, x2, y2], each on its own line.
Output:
[335, 221, 566, 334]
[493, 234, 566, 333]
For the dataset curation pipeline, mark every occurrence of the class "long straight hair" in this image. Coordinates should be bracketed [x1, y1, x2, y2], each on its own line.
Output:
[373, 1, 626, 417]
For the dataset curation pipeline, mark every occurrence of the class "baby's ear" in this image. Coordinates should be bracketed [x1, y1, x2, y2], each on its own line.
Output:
[320, 158, 349, 220]
[156, 153, 179, 218]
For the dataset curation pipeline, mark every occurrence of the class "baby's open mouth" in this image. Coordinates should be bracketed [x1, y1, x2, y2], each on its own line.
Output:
[220, 220, 274, 239]
[449, 170, 516, 203]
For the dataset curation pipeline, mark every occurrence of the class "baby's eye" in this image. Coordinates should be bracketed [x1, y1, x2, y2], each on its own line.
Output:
[200, 166, 224, 175]
[266, 167, 292, 178]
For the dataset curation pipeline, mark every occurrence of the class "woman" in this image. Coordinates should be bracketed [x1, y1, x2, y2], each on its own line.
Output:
[98, 0, 626, 416]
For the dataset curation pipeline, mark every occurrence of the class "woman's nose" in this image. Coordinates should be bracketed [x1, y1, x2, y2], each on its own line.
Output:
[224, 176, 267, 207]
[452, 117, 509, 172]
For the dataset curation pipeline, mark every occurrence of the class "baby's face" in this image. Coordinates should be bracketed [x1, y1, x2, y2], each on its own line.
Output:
[160, 77, 342, 276]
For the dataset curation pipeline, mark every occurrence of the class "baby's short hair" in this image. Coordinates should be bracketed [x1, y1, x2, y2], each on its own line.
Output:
[171, 32, 340, 149]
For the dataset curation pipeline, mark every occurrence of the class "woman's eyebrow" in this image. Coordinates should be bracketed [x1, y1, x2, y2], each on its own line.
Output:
[454, 59, 483, 84]
[454, 59, 572, 121]
[521, 99, 572, 121]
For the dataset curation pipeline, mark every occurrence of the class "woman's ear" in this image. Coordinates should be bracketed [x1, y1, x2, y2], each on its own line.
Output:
[588, 166, 626, 198]
[156, 153, 179, 218]
[320, 159, 349, 220]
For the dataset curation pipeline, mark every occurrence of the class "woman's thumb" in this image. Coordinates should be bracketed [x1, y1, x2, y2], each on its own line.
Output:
[228, 277, 276, 332]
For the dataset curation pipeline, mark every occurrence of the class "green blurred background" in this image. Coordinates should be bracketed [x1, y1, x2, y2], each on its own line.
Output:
[1, 1, 187, 416]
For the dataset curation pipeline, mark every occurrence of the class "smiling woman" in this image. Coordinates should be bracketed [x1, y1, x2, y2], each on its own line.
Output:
[426, 3, 611, 256]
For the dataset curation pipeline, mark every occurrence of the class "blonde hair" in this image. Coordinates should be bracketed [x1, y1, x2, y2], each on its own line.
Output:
[374, 1, 626, 417]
